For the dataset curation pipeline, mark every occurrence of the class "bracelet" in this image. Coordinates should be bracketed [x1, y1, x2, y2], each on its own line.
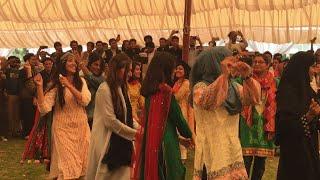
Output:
[301, 114, 311, 138]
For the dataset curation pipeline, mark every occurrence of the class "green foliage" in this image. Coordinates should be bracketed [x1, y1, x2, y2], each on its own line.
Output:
[8, 48, 28, 61]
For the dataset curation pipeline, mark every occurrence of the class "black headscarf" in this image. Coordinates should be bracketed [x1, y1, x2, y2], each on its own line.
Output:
[276, 51, 316, 116]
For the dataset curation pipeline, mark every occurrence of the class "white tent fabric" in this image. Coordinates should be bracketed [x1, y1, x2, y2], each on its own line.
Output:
[0, 0, 320, 48]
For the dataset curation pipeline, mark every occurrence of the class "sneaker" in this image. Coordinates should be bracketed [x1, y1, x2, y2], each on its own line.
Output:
[34, 160, 40, 164]
[0, 136, 8, 142]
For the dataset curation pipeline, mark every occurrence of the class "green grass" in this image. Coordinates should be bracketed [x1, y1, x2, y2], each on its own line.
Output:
[0, 139, 47, 180]
[0, 139, 278, 180]
[184, 151, 279, 180]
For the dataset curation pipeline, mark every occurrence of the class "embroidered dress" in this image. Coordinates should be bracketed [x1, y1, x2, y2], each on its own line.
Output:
[38, 78, 91, 179]
[240, 72, 277, 157]
[128, 81, 144, 123]
[190, 47, 261, 180]
[193, 81, 248, 180]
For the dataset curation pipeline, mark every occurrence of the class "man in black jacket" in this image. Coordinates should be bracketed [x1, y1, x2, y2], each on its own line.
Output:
[105, 38, 121, 64]
[19, 53, 40, 139]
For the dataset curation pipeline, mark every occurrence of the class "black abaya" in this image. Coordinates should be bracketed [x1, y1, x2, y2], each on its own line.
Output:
[276, 51, 320, 180]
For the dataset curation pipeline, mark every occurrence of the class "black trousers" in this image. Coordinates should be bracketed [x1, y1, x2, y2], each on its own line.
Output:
[0, 91, 8, 136]
[243, 156, 266, 180]
[20, 98, 36, 137]
[201, 165, 207, 180]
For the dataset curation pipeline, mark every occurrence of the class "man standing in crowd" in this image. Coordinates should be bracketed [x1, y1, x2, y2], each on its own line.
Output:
[94, 40, 107, 62]
[141, 35, 153, 52]
[105, 38, 121, 63]
[68, 40, 78, 54]
[126, 38, 141, 59]
[19, 53, 40, 139]
[157, 37, 170, 52]
[168, 30, 183, 62]
[188, 35, 203, 68]
[141, 41, 156, 78]
[83, 41, 95, 61]
[2, 56, 21, 138]
[0, 57, 10, 141]
[51, 41, 64, 62]
[40, 57, 54, 91]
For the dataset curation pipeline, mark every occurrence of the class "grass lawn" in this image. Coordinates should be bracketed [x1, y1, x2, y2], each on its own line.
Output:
[0, 139, 279, 180]
[0, 139, 47, 180]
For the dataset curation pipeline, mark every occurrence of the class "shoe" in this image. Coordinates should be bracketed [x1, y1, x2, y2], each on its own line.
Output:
[34, 160, 40, 164]
[0, 136, 8, 142]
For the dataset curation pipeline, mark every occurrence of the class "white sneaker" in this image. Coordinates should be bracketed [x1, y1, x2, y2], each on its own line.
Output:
[0, 136, 8, 142]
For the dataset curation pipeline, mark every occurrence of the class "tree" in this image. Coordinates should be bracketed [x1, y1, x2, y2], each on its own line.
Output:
[8, 48, 28, 61]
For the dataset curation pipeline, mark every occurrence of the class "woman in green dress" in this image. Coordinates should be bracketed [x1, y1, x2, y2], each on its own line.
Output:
[240, 54, 276, 180]
[132, 52, 193, 180]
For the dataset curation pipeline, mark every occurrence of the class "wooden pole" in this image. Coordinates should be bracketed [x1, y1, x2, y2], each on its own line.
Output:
[182, 0, 192, 63]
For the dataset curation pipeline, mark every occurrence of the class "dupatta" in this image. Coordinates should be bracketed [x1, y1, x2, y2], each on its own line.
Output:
[242, 71, 276, 132]
[132, 84, 172, 180]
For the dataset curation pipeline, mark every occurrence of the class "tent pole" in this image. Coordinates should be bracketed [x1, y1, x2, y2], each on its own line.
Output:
[182, 0, 192, 63]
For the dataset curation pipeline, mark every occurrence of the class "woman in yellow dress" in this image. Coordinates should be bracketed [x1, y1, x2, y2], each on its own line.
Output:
[172, 61, 194, 162]
[128, 61, 144, 124]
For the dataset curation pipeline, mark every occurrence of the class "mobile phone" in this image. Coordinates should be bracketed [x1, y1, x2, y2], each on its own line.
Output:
[40, 45, 48, 49]
[116, 35, 121, 42]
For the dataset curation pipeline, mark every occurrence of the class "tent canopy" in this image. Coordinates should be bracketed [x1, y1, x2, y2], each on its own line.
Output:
[0, 0, 320, 48]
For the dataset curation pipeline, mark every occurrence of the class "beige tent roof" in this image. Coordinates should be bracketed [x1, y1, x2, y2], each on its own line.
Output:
[0, 0, 320, 48]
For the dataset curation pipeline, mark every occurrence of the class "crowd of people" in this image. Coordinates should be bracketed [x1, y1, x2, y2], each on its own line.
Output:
[0, 30, 319, 180]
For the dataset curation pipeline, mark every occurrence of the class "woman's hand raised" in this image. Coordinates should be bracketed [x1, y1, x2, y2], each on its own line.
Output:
[306, 99, 320, 121]
[34, 73, 43, 87]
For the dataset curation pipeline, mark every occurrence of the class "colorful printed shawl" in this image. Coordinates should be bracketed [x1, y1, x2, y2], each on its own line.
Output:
[242, 71, 276, 132]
